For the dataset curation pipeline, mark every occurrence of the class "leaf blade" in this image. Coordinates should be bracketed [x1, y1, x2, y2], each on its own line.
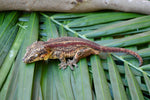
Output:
[107, 54, 127, 100]
[67, 12, 142, 27]
[85, 15, 150, 37]
[125, 63, 144, 100]
[91, 55, 112, 100]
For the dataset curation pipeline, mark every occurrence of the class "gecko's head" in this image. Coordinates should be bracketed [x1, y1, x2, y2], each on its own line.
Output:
[23, 41, 48, 63]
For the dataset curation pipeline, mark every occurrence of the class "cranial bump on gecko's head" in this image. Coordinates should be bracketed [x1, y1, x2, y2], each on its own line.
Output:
[23, 41, 48, 63]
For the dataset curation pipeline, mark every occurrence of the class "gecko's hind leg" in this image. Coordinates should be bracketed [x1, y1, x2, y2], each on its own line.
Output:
[67, 48, 99, 70]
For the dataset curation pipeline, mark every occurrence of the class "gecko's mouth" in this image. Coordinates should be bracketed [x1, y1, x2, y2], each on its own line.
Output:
[22, 57, 34, 63]
[23, 55, 45, 63]
[22, 57, 27, 63]
[22, 58, 29, 63]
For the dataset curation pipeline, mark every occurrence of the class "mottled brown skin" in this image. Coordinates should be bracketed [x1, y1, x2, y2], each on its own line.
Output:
[23, 37, 143, 70]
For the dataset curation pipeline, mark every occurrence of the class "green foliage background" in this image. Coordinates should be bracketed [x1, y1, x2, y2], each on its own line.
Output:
[0, 11, 150, 100]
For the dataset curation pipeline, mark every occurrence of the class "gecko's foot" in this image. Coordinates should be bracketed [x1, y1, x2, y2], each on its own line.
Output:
[59, 62, 67, 70]
[67, 59, 78, 70]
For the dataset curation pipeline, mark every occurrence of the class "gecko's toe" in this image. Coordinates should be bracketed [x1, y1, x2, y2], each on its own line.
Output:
[59, 63, 67, 70]
[67, 59, 78, 70]
[69, 65, 74, 70]
[74, 63, 78, 68]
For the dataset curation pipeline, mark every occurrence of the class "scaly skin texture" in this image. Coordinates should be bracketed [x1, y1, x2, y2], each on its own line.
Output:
[23, 37, 143, 70]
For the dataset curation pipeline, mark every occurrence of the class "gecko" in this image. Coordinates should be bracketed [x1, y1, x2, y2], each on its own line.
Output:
[23, 37, 143, 70]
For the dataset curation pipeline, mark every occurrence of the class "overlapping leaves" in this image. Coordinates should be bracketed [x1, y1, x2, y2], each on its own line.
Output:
[0, 11, 150, 100]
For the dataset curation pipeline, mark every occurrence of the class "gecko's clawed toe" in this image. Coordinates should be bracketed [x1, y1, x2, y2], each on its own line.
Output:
[67, 59, 78, 70]
[59, 62, 67, 70]
[58, 59, 78, 70]
[69, 65, 74, 70]
[74, 63, 78, 68]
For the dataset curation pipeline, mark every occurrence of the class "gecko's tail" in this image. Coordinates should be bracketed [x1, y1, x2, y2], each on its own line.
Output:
[100, 46, 143, 66]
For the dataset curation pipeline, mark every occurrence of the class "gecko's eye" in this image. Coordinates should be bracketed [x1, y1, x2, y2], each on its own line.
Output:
[34, 54, 38, 57]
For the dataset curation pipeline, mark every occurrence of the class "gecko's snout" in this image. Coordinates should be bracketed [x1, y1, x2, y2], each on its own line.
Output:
[22, 57, 27, 63]
[22, 56, 25, 61]
[22, 58, 32, 63]
[22, 56, 31, 63]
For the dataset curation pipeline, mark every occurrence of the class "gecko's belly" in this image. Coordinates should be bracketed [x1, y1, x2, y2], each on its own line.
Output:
[63, 51, 76, 58]
[50, 45, 90, 59]
[49, 49, 77, 59]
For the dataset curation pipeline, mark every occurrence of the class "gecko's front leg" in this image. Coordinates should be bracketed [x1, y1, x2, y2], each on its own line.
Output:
[52, 51, 68, 69]
[58, 57, 68, 70]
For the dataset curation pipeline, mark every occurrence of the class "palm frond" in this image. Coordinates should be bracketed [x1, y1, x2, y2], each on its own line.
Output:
[0, 11, 150, 100]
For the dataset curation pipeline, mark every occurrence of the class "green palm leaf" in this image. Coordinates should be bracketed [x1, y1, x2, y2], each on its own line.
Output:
[107, 54, 127, 100]
[91, 55, 112, 100]
[0, 11, 150, 100]
[84, 15, 150, 37]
